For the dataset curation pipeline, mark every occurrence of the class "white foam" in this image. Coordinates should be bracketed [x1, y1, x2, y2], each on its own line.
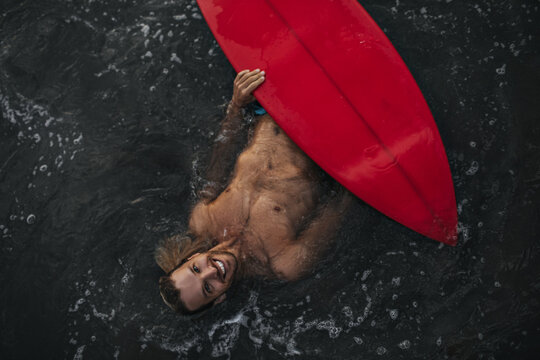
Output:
[73, 345, 85, 360]
[465, 161, 479, 176]
[173, 14, 187, 21]
[140, 24, 150, 37]
[398, 339, 411, 349]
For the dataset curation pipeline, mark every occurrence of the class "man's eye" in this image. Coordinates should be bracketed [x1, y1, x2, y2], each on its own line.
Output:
[204, 283, 212, 293]
[193, 265, 200, 273]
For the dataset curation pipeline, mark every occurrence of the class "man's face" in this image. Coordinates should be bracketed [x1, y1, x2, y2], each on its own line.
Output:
[169, 250, 238, 311]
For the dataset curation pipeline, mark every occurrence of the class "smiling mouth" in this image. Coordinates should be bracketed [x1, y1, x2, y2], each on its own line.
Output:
[215, 259, 226, 279]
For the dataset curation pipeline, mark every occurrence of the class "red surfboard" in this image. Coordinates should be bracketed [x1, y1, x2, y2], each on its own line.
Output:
[197, 0, 458, 245]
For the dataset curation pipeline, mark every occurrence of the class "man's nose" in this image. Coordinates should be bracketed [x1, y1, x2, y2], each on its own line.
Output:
[201, 262, 218, 278]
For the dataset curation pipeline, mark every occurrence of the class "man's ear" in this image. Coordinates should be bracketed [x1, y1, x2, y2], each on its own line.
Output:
[214, 293, 227, 305]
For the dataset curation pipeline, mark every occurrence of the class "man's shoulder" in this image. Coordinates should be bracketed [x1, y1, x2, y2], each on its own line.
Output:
[188, 202, 212, 237]
[268, 242, 308, 282]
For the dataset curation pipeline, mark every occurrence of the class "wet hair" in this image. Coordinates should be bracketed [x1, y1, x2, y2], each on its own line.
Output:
[155, 233, 214, 273]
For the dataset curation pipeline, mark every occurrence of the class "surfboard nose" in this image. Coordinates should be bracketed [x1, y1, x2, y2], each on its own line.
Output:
[431, 212, 458, 246]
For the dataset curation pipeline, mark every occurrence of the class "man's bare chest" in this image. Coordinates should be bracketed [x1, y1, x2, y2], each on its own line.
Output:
[207, 189, 308, 251]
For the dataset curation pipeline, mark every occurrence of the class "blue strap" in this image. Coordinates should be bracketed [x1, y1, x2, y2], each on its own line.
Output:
[252, 103, 267, 115]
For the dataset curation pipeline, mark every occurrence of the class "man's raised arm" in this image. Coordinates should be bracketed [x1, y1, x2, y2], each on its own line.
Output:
[198, 69, 265, 204]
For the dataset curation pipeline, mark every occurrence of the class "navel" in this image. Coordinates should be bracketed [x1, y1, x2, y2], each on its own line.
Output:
[268, 161, 273, 170]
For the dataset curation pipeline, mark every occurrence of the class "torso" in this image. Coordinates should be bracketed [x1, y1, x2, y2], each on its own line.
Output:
[198, 115, 320, 275]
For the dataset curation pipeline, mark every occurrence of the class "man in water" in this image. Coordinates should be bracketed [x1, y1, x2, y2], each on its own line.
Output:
[156, 69, 350, 315]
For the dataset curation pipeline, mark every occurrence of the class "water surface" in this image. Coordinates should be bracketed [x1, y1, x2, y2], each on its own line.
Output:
[1, 0, 539, 359]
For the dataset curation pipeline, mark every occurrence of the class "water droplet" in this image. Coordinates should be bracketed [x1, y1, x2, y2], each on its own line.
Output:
[26, 214, 36, 224]
[465, 161, 479, 176]
[141, 24, 150, 37]
[173, 14, 187, 21]
[389, 309, 399, 320]
[73, 134, 83, 145]
[376, 346, 387, 355]
[398, 340, 411, 349]
[342, 306, 353, 318]
[39, 164, 48, 172]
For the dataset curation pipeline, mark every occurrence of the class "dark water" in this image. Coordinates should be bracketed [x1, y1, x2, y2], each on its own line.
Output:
[1, 0, 539, 359]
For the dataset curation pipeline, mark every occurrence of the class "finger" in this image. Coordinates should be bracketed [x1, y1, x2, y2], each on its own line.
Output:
[239, 70, 264, 88]
[234, 70, 250, 86]
[242, 68, 261, 81]
[243, 75, 265, 94]
[236, 69, 249, 80]
[236, 69, 259, 83]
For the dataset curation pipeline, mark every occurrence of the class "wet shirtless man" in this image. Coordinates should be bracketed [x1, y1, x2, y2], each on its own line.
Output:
[156, 69, 350, 315]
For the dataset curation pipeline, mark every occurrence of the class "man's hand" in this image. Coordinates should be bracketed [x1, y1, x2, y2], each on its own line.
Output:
[230, 69, 265, 110]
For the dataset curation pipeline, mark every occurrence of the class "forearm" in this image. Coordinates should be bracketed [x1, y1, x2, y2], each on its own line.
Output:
[198, 68, 266, 203]
[199, 103, 246, 202]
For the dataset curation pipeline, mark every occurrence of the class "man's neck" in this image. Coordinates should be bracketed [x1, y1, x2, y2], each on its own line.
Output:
[215, 235, 276, 279]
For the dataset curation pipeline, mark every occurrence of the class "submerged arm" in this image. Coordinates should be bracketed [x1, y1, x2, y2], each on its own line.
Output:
[198, 103, 246, 202]
[273, 190, 353, 281]
[198, 69, 266, 203]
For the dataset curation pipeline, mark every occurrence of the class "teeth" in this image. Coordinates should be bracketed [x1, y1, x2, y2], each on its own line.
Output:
[216, 260, 226, 276]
